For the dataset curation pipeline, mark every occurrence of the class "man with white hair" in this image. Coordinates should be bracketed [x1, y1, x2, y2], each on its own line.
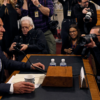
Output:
[8, 16, 49, 61]
[21, 0, 56, 54]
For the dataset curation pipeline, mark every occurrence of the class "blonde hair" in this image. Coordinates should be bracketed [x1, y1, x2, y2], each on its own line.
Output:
[0, 0, 15, 14]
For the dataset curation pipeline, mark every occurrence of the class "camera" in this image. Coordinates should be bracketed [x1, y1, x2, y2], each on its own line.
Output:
[84, 9, 93, 23]
[79, 34, 98, 46]
[49, 20, 58, 35]
[14, 43, 22, 50]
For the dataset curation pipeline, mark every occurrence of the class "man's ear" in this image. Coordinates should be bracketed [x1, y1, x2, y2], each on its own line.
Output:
[29, 25, 33, 30]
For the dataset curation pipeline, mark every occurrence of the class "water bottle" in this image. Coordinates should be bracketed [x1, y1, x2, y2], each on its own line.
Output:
[60, 59, 67, 66]
[49, 59, 56, 66]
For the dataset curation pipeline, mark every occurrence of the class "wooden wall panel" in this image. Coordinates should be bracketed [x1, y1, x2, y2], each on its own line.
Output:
[96, 10, 100, 25]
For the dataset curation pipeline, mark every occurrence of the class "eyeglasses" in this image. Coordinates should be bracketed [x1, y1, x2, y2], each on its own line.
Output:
[82, 0, 89, 4]
[69, 30, 77, 34]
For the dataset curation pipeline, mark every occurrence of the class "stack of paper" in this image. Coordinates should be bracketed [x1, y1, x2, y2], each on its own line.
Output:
[8, 74, 46, 88]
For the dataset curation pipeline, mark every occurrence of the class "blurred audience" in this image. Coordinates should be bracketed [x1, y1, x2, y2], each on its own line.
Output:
[64, 24, 83, 54]
[8, 16, 49, 61]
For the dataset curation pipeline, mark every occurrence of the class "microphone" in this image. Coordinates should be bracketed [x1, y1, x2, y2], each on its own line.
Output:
[14, 46, 46, 73]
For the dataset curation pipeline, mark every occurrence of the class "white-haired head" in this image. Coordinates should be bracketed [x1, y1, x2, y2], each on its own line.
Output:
[20, 16, 35, 28]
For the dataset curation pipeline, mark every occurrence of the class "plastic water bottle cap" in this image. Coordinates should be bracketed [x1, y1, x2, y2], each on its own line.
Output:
[51, 59, 55, 62]
[61, 59, 65, 62]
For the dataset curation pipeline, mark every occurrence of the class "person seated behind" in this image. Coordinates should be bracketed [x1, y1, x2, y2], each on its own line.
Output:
[64, 24, 83, 55]
[85, 26, 100, 76]
[0, 18, 45, 94]
[8, 16, 49, 61]
[84, 26, 100, 90]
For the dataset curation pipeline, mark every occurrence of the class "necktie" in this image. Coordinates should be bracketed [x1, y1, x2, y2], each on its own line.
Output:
[0, 59, 2, 72]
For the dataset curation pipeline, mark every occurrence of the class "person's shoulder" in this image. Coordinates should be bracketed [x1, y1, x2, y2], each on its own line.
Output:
[74, 3, 80, 8]
[30, 29, 43, 37]
[35, 29, 43, 34]
[89, 2, 95, 7]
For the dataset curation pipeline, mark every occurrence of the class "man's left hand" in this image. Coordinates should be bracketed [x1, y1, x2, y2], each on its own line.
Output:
[31, 0, 40, 7]
[20, 44, 28, 51]
[85, 38, 96, 48]
[31, 62, 45, 70]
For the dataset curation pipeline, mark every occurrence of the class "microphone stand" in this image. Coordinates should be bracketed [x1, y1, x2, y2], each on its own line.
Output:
[14, 46, 46, 73]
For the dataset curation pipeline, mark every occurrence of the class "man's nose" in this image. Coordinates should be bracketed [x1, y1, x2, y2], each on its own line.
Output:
[2, 27, 5, 32]
[86, 2, 89, 5]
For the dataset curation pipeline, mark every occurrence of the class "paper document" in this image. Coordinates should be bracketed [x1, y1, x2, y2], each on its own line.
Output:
[7, 75, 15, 83]
[11, 74, 46, 88]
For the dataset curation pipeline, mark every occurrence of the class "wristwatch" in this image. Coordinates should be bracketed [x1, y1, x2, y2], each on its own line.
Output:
[37, 4, 41, 8]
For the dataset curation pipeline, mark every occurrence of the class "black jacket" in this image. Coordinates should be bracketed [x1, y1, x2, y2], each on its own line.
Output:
[9, 29, 49, 61]
[65, 40, 83, 55]
[74, 2, 97, 34]
[0, 46, 30, 95]
[0, 4, 19, 52]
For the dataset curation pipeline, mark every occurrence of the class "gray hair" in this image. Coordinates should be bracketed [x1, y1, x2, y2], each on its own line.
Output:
[20, 16, 35, 28]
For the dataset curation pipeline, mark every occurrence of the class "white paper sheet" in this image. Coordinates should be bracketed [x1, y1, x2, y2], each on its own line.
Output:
[11, 74, 46, 89]
[7, 75, 15, 83]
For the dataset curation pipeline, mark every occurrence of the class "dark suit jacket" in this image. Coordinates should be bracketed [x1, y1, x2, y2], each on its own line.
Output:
[0, 46, 30, 95]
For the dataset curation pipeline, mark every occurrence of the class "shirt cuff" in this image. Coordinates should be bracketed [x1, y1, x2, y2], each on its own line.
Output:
[10, 83, 14, 94]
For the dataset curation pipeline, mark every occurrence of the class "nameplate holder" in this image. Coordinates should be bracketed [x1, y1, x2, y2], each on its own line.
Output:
[42, 66, 73, 87]
[79, 67, 88, 88]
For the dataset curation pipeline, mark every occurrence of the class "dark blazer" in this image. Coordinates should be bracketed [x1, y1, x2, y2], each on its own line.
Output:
[0, 46, 30, 95]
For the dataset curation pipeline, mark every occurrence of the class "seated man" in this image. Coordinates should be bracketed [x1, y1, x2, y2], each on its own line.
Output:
[0, 18, 45, 94]
[9, 16, 49, 61]
[85, 26, 100, 89]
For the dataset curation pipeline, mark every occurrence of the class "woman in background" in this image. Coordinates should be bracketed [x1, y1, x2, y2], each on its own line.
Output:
[0, 0, 21, 53]
[58, 0, 77, 54]
[64, 24, 83, 55]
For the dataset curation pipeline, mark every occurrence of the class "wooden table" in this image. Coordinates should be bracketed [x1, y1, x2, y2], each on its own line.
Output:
[0, 54, 100, 100]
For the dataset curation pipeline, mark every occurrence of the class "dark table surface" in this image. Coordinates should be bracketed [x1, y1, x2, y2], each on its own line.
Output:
[1, 56, 92, 100]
